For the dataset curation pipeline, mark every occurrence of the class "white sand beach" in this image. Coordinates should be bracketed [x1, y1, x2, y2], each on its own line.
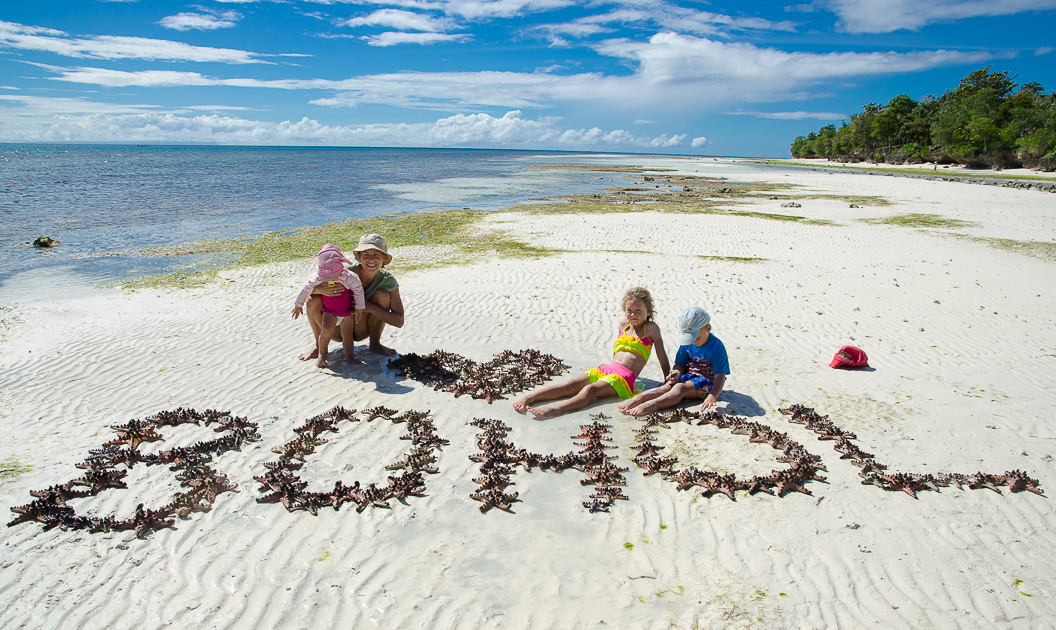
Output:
[1, 158, 1055, 629]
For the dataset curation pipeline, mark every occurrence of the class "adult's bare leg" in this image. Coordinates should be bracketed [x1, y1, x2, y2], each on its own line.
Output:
[339, 316, 363, 365]
[298, 296, 327, 360]
[353, 290, 397, 356]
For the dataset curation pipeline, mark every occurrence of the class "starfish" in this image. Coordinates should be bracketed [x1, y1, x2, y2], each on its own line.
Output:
[391, 410, 430, 424]
[743, 476, 775, 496]
[167, 491, 214, 518]
[146, 407, 207, 427]
[583, 499, 611, 513]
[128, 503, 176, 538]
[362, 406, 399, 422]
[209, 414, 259, 432]
[318, 405, 358, 422]
[1001, 470, 1043, 495]
[816, 426, 856, 441]
[631, 442, 664, 456]
[473, 474, 513, 490]
[387, 473, 427, 500]
[967, 472, 1003, 494]
[877, 473, 927, 498]
[355, 484, 393, 512]
[331, 481, 363, 510]
[701, 476, 739, 501]
[696, 411, 725, 426]
[293, 417, 341, 437]
[471, 489, 518, 513]
[775, 475, 812, 497]
[31, 484, 90, 501]
[65, 469, 129, 495]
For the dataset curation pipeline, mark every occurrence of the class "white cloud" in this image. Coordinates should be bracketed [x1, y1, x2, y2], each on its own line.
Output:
[184, 105, 257, 111]
[724, 109, 847, 120]
[158, 11, 242, 32]
[592, 32, 992, 104]
[0, 20, 268, 63]
[0, 98, 690, 149]
[535, 4, 797, 41]
[691, 136, 708, 147]
[343, 9, 456, 31]
[362, 31, 469, 45]
[822, 0, 1056, 33]
[41, 33, 991, 113]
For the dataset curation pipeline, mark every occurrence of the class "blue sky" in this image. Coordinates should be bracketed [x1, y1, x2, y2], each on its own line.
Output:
[1, 0, 1054, 156]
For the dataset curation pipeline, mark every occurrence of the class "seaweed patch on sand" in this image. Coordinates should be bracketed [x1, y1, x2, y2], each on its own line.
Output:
[860, 213, 979, 229]
[121, 209, 561, 290]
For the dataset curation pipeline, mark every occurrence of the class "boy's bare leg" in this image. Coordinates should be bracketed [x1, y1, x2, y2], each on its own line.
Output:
[618, 383, 672, 414]
[625, 382, 700, 417]
[528, 382, 616, 419]
[298, 296, 325, 360]
[315, 313, 338, 368]
[512, 374, 590, 413]
[339, 317, 363, 365]
[353, 290, 396, 356]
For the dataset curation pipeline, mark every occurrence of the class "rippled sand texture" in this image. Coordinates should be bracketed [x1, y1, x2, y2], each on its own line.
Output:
[1, 159, 1054, 629]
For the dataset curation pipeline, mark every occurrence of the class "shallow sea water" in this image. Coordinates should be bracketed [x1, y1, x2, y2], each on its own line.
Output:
[0, 146, 659, 303]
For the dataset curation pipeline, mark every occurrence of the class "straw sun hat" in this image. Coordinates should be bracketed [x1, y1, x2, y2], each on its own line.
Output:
[352, 233, 392, 266]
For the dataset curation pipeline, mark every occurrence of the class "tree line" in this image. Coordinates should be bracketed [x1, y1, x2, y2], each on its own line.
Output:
[789, 67, 1056, 171]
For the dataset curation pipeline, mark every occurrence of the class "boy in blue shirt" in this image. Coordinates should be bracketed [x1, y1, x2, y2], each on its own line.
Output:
[618, 306, 730, 416]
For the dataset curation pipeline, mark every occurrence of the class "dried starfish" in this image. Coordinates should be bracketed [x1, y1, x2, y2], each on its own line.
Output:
[471, 489, 518, 513]
[1001, 470, 1043, 495]
[331, 480, 362, 510]
[362, 406, 399, 422]
[128, 503, 176, 538]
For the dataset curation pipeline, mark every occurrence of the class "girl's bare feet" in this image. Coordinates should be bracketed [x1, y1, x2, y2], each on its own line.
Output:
[315, 353, 328, 368]
[298, 348, 319, 361]
[527, 406, 559, 419]
[512, 394, 533, 413]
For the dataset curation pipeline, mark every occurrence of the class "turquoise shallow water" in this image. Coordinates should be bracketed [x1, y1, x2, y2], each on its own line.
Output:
[0, 146, 646, 302]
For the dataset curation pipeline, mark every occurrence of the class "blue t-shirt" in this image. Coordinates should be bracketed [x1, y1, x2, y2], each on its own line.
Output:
[674, 335, 730, 379]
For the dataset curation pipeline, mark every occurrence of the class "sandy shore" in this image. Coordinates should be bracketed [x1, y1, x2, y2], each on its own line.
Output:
[1, 158, 1054, 628]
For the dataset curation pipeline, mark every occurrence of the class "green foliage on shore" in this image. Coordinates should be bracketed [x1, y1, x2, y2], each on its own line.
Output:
[790, 67, 1056, 171]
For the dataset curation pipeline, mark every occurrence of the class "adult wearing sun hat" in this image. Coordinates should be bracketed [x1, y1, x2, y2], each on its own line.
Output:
[299, 233, 405, 360]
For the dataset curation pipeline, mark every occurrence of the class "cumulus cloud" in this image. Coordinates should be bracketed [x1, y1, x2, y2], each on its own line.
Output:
[691, 136, 708, 147]
[821, 0, 1056, 33]
[0, 98, 690, 149]
[343, 9, 457, 31]
[592, 32, 992, 105]
[724, 109, 847, 120]
[0, 20, 268, 63]
[158, 11, 242, 31]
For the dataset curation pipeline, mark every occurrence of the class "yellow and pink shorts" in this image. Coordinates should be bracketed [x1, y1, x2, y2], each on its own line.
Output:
[585, 362, 638, 399]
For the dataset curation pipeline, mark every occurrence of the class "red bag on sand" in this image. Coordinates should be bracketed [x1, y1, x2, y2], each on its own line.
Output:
[830, 345, 869, 369]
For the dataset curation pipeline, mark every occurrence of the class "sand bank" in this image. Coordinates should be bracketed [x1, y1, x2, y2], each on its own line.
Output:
[1, 158, 1054, 628]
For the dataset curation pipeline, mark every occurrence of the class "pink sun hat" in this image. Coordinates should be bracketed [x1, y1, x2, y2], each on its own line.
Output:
[316, 244, 351, 280]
